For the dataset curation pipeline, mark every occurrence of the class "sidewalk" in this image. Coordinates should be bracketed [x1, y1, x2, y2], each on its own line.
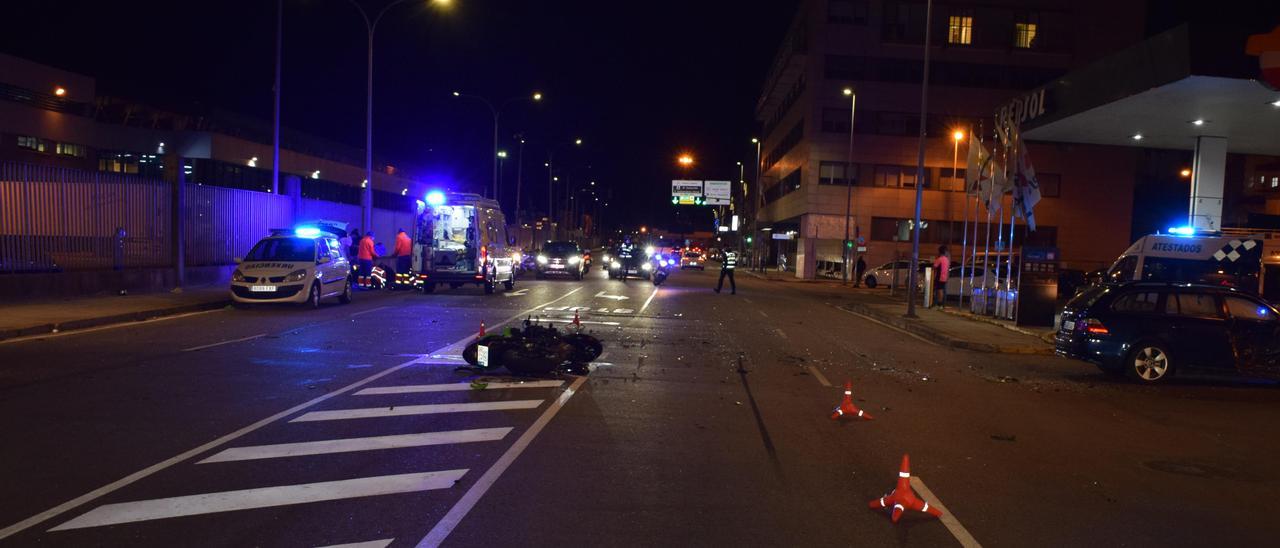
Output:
[739, 269, 845, 284]
[834, 290, 1053, 354]
[0, 286, 231, 341]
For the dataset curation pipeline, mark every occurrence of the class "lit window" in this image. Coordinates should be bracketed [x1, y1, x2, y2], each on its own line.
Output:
[56, 142, 86, 157]
[1015, 22, 1038, 48]
[17, 136, 47, 153]
[948, 15, 972, 45]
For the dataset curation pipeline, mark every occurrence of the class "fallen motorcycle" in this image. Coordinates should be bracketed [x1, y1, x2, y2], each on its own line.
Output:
[462, 317, 603, 375]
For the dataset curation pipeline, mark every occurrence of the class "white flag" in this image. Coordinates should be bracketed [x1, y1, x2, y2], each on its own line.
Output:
[964, 132, 989, 196]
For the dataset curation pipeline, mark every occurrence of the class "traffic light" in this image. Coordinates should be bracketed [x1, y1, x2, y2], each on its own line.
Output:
[746, 236, 753, 244]
[845, 239, 854, 249]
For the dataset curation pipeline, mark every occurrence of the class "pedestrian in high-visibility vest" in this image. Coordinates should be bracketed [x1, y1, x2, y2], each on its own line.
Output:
[714, 249, 738, 295]
[393, 229, 412, 289]
[357, 231, 376, 289]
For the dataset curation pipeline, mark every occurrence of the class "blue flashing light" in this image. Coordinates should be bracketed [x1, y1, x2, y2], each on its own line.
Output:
[1168, 226, 1196, 236]
[425, 190, 446, 207]
[295, 227, 322, 238]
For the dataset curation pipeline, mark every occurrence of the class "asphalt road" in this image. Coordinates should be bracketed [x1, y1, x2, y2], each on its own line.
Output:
[1, 264, 1278, 547]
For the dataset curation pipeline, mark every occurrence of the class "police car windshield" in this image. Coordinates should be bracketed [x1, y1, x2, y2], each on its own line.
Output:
[246, 238, 315, 262]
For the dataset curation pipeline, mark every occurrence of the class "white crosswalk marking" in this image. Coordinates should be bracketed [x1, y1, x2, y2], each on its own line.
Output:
[197, 428, 514, 463]
[354, 380, 563, 396]
[316, 539, 394, 548]
[50, 470, 468, 531]
[290, 400, 543, 423]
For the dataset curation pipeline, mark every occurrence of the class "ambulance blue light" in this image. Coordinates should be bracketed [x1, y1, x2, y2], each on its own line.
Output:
[1168, 226, 1196, 236]
[295, 227, 321, 238]
[426, 190, 446, 206]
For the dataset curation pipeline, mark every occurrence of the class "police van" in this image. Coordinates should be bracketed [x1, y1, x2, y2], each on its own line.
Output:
[411, 191, 517, 294]
[230, 222, 353, 308]
[1101, 229, 1277, 302]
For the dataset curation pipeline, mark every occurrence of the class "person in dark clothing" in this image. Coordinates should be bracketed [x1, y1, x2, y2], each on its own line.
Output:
[714, 249, 738, 294]
[854, 255, 867, 287]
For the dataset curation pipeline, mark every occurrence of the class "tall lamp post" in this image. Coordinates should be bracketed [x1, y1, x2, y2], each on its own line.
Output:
[452, 90, 543, 199]
[752, 137, 762, 270]
[345, 0, 451, 233]
[272, 0, 282, 195]
[905, 0, 934, 318]
[841, 87, 858, 284]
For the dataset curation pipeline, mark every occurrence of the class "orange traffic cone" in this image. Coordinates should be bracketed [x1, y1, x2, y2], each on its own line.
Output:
[572, 310, 581, 328]
[868, 454, 942, 523]
[477, 321, 486, 338]
[831, 380, 873, 420]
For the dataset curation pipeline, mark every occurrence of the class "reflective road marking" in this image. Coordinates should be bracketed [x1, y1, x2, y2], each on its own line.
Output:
[354, 380, 563, 396]
[180, 333, 266, 352]
[289, 400, 543, 423]
[315, 539, 394, 548]
[51, 470, 468, 531]
[197, 428, 513, 463]
[909, 476, 983, 548]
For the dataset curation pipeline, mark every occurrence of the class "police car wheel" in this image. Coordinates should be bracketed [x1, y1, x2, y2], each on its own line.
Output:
[307, 283, 322, 309]
[338, 279, 352, 304]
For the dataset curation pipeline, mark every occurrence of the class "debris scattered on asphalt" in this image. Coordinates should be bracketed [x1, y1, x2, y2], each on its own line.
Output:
[994, 375, 1019, 383]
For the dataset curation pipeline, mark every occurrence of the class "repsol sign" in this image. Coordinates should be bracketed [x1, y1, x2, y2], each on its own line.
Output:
[995, 88, 1047, 138]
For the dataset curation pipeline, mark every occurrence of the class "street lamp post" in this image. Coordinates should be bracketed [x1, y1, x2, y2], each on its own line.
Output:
[841, 87, 857, 285]
[452, 91, 542, 199]
[905, 0, 934, 318]
[515, 135, 525, 223]
[345, 0, 449, 233]
[272, 0, 282, 195]
[752, 137, 762, 270]
[496, 150, 507, 203]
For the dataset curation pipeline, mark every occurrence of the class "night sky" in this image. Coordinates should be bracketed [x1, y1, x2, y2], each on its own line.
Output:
[1, 0, 799, 230]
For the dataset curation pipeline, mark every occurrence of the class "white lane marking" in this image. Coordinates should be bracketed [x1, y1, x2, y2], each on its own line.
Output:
[758, 310, 769, 318]
[180, 333, 266, 352]
[355, 380, 563, 396]
[540, 318, 621, 326]
[290, 400, 543, 423]
[593, 291, 629, 301]
[773, 328, 788, 339]
[909, 477, 983, 548]
[197, 428, 512, 463]
[0, 287, 585, 541]
[348, 306, 390, 318]
[806, 365, 833, 387]
[502, 288, 530, 297]
[417, 375, 588, 547]
[828, 304, 941, 348]
[50, 470, 467, 531]
[0, 309, 225, 346]
[315, 539, 394, 548]
[741, 297, 754, 304]
[639, 286, 660, 314]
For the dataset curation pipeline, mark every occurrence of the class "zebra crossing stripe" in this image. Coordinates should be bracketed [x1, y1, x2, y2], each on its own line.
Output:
[197, 428, 513, 463]
[290, 400, 543, 423]
[50, 470, 468, 531]
[354, 380, 563, 396]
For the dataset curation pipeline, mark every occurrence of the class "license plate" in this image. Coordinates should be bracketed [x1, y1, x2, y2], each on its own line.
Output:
[550, 264, 565, 269]
[250, 285, 276, 292]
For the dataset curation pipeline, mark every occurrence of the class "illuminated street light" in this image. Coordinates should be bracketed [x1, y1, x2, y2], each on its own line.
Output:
[311, 170, 321, 179]
[1180, 168, 1192, 178]
[533, 92, 543, 101]
[953, 129, 965, 142]
[677, 154, 694, 167]
[247, 157, 258, 167]
[575, 138, 583, 146]
[497, 150, 508, 158]
[842, 87, 853, 96]
[53, 86, 67, 97]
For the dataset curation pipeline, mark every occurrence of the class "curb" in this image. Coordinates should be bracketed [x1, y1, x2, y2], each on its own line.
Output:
[0, 299, 231, 342]
[838, 302, 1053, 355]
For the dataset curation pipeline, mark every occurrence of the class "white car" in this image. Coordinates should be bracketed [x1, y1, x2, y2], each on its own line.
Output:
[863, 260, 928, 288]
[230, 226, 353, 308]
[941, 266, 999, 297]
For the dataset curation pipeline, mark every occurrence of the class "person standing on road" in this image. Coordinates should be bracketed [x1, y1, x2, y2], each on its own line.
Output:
[854, 255, 867, 287]
[932, 245, 950, 309]
[357, 231, 377, 289]
[714, 248, 738, 294]
[393, 228, 412, 289]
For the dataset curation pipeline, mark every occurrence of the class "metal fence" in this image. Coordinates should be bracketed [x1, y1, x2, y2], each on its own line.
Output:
[0, 162, 170, 272]
[0, 161, 418, 274]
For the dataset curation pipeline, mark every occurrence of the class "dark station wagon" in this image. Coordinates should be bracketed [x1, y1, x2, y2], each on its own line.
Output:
[1056, 282, 1280, 384]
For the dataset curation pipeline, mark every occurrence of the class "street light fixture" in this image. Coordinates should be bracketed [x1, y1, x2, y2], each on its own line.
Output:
[677, 154, 694, 167]
[841, 86, 858, 284]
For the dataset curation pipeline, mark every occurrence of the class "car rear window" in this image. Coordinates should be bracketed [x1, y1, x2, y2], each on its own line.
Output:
[1165, 292, 1222, 319]
[1065, 284, 1108, 310]
[1111, 291, 1160, 313]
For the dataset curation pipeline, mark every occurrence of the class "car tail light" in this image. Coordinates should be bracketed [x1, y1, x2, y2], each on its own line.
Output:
[1081, 318, 1109, 335]
[479, 245, 488, 271]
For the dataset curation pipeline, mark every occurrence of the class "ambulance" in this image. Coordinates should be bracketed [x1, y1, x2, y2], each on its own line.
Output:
[411, 191, 517, 294]
[1101, 228, 1279, 302]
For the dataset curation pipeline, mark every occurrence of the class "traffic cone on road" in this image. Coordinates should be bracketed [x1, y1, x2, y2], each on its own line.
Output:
[831, 380, 873, 420]
[572, 310, 581, 329]
[868, 454, 942, 523]
[477, 321, 486, 338]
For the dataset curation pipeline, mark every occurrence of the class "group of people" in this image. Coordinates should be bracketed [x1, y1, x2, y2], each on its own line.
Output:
[337, 228, 414, 290]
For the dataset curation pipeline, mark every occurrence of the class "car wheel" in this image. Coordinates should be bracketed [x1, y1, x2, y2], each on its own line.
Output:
[504, 277, 515, 290]
[574, 270, 583, 281]
[338, 279, 352, 304]
[864, 275, 877, 288]
[1126, 342, 1173, 384]
[484, 279, 495, 294]
[307, 283, 321, 309]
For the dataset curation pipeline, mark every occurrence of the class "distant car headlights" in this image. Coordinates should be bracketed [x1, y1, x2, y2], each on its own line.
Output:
[285, 269, 308, 282]
[569, 256, 582, 265]
[645, 246, 656, 257]
[511, 252, 522, 262]
[536, 255, 549, 264]
[232, 269, 246, 282]
[611, 261, 621, 269]
[641, 262, 653, 271]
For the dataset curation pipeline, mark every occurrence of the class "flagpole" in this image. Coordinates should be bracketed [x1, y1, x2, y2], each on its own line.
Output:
[979, 128, 994, 315]
[1006, 127, 1020, 321]
[968, 121, 984, 311]
[993, 136, 1009, 317]
[958, 135, 970, 309]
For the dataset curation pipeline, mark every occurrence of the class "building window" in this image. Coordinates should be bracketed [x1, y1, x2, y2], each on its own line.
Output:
[873, 165, 929, 188]
[1014, 17, 1038, 49]
[939, 167, 966, 191]
[821, 108, 851, 133]
[56, 142, 87, 158]
[828, 0, 869, 25]
[948, 12, 973, 45]
[17, 135, 48, 153]
[819, 161, 852, 186]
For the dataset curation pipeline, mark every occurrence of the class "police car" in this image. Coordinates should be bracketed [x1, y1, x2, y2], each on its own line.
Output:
[230, 223, 353, 308]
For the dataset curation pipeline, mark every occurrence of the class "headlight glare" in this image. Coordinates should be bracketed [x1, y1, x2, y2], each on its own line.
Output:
[642, 262, 653, 271]
[569, 256, 581, 264]
[536, 255, 548, 264]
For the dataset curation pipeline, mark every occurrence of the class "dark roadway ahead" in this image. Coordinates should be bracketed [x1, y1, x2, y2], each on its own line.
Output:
[1, 264, 1278, 547]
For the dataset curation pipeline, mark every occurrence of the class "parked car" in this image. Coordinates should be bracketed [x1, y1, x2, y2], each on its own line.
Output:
[940, 266, 998, 298]
[230, 224, 352, 308]
[863, 260, 928, 289]
[1055, 281, 1280, 384]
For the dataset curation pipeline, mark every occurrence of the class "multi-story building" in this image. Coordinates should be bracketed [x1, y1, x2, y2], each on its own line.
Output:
[752, 0, 1147, 278]
[0, 52, 425, 210]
